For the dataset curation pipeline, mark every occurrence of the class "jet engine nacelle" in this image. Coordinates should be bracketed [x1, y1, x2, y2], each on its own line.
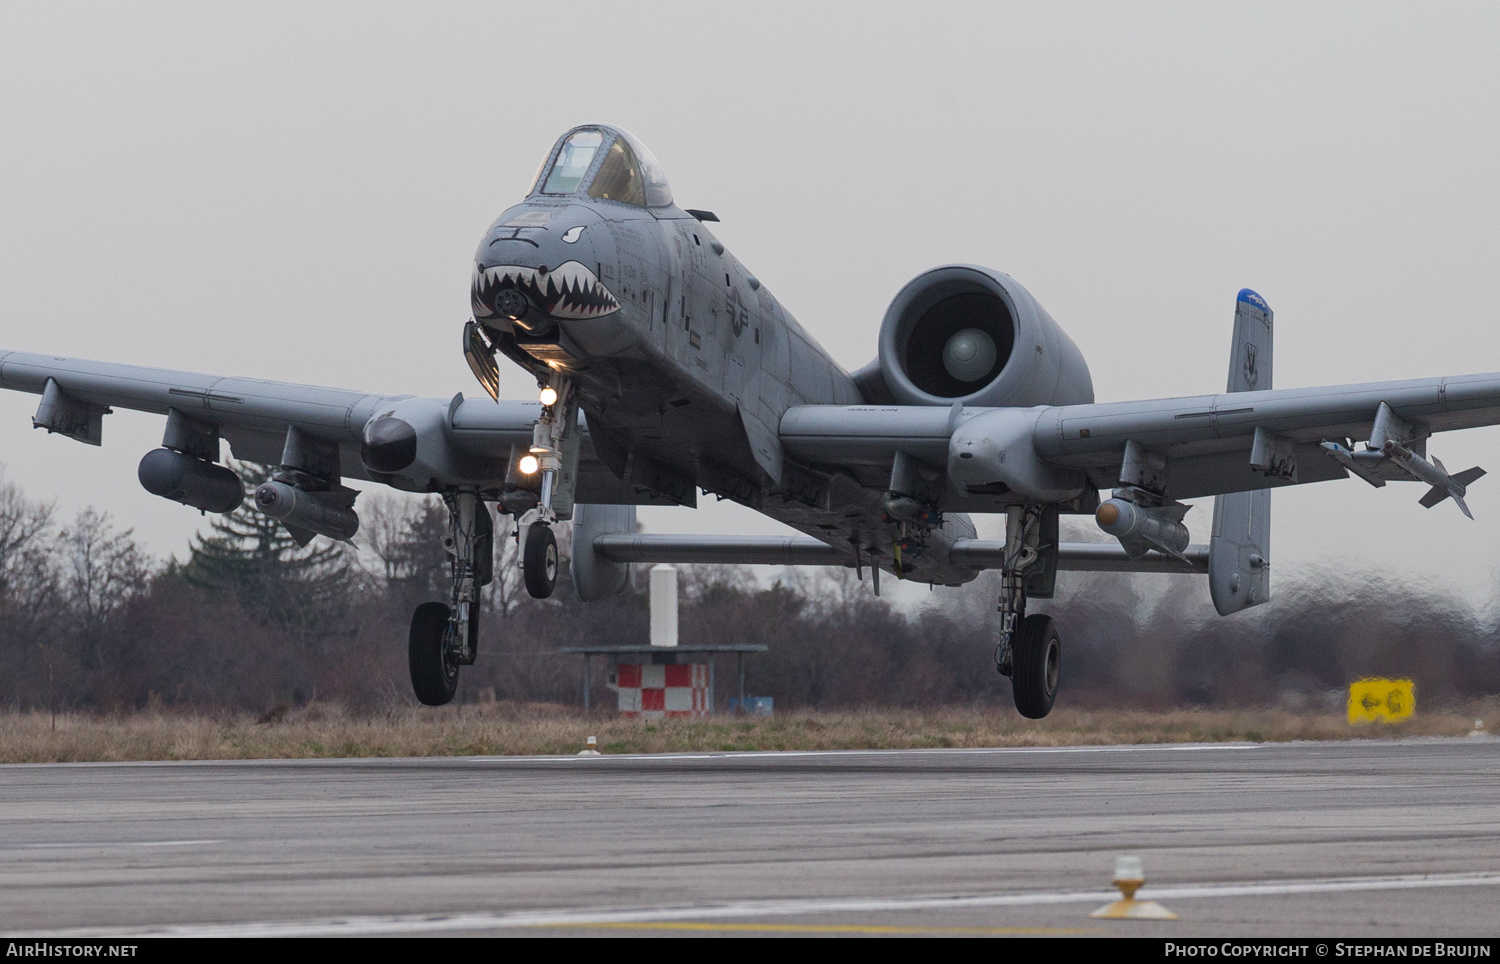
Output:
[137, 448, 243, 514]
[877, 265, 1094, 409]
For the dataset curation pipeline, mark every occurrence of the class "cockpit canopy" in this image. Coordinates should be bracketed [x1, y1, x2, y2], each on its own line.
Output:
[531, 125, 673, 209]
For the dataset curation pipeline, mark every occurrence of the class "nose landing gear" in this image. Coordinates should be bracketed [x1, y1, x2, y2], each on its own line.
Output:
[523, 522, 559, 598]
[518, 373, 579, 599]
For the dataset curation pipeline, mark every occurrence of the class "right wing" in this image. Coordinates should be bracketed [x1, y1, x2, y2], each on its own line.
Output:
[0, 350, 662, 504]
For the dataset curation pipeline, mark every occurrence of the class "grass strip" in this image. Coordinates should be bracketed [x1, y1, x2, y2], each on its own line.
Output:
[0, 701, 1492, 763]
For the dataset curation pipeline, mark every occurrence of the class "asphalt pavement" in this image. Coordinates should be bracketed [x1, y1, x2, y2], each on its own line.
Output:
[2, 738, 1497, 937]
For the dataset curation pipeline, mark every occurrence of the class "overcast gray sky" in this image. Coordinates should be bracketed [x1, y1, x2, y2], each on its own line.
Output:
[2, 2, 1499, 605]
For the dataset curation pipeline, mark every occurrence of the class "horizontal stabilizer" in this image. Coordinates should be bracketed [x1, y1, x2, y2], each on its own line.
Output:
[589, 532, 1210, 574]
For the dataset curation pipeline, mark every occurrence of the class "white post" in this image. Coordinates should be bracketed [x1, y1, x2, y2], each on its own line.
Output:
[649, 564, 678, 648]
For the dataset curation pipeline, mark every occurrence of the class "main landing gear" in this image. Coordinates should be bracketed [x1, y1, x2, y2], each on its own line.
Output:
[409, 489, 493, 706]
[994, 504, 1063, 719]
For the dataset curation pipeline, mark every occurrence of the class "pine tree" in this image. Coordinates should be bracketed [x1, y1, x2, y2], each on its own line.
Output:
[184, 461, 355, 641]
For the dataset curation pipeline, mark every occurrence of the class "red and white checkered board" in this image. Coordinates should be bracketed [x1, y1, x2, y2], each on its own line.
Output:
[616, 663, 710, 718]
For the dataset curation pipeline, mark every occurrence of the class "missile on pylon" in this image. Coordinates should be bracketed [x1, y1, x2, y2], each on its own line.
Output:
[254, 480, 360, 543]
[1381, 439, 1486, 519]
[1095, 497, 1191, 561]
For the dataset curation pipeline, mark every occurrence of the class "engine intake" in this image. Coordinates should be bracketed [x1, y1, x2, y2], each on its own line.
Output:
[877, 265, 1094, 409]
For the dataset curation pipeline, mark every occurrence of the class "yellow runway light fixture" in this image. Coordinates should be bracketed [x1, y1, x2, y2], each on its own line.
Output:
[1091, 856, 1178, 921]
[1347, 678, 1415, 725]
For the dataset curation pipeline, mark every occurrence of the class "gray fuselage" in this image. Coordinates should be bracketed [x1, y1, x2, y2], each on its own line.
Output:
[472, 178, 979, 584]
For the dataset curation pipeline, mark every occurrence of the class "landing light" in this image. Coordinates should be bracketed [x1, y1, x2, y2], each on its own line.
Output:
[539, 386, 558, 406]
[518, 454, 540, 475]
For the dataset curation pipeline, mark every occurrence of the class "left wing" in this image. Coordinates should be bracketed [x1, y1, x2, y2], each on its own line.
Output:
[780, 372, 1500, 503]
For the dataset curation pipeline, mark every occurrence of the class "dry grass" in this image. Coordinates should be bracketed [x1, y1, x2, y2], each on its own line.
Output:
[0, 700, 1494, 764]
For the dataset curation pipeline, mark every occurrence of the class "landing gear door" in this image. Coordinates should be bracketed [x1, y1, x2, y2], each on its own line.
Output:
[1021, 504, 1059, 599]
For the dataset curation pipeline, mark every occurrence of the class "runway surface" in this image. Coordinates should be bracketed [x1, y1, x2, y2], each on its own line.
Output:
[1, 739, 1497, 937]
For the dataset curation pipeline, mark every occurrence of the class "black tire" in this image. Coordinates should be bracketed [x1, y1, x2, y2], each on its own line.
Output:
[523, 523, 558, 599]
[409, 601, 458, 706]
[1011, 614, 1061, 719]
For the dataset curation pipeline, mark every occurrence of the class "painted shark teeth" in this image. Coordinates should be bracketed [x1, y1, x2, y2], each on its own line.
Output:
[470, 260, 620, 320]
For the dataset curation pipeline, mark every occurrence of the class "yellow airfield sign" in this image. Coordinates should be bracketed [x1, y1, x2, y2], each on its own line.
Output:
[1347, 678, 1415, 724]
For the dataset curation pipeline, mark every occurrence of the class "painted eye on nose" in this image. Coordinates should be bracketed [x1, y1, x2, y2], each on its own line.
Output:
[562, 226, 585, 244]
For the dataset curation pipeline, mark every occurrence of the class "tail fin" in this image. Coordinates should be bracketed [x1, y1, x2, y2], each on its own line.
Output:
[1210, 289, 1274, 616]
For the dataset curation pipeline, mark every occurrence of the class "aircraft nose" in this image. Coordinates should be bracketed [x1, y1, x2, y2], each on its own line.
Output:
[472, 209, 618, 329]
[471, 259, 620, 328]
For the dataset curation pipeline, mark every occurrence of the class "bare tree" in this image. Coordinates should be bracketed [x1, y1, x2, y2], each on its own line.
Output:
[0, 468, 55, 603]
[60, 508, 150, 673]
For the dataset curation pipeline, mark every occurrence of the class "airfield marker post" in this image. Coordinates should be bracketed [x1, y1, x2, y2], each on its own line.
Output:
[650, 564, 678, 648]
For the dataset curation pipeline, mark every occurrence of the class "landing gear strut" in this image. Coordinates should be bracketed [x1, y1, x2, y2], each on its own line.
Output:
[520, 373, 578, 599]
[408, 489, 493, 706]
[994, 504, 1062, 719]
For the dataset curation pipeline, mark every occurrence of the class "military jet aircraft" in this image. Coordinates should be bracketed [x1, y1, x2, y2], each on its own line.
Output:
[2, 123, 1494, 718]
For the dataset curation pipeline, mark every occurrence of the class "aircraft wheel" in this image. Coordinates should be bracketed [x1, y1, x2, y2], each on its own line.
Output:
[523, 523, 558, 599]
[1011, 614, 1061, 719]
[409, 601, 459, 706]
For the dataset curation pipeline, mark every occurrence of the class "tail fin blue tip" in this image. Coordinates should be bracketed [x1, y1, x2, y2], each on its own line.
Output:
[1237, 288, 1270, 312]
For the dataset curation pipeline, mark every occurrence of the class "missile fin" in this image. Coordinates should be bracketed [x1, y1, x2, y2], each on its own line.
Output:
[1453, 466, 1486, 488]
[1418, 465, 1483, 514]
[1144, 534, 1193, 564]
[1419, 484, 1450, 509]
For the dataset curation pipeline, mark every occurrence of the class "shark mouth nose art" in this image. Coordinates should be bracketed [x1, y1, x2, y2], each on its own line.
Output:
[471, 260, 620, 321]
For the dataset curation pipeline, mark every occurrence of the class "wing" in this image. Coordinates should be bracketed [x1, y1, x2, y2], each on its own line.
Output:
[0, 350, 659, 504]
[780, 372, 1500, 502]
[2, 349, 403, 476]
